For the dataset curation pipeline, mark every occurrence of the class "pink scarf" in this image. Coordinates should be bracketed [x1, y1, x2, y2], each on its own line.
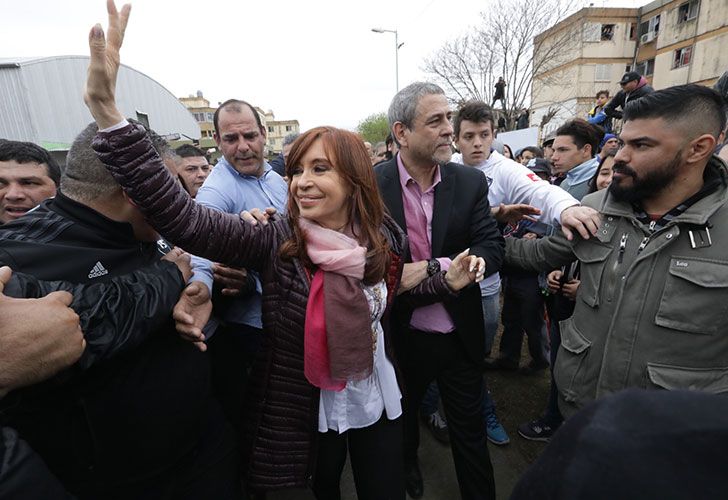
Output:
[300, 217, 373, 391]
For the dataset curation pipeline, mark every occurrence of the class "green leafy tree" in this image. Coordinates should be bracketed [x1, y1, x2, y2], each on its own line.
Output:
[357, 112, 390, 144]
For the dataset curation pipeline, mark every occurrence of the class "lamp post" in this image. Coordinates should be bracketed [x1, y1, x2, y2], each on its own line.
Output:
[371, 27, 403, 91]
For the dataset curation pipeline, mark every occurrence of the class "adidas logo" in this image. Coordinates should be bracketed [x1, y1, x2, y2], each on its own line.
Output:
[88, 261, 109, 279]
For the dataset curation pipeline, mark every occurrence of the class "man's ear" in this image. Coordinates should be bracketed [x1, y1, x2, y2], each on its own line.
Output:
[686, 133, 717, 165]
[393, 122, 407, 149]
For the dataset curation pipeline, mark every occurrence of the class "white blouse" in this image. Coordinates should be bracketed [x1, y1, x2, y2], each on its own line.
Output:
[317, 280, 403, 433]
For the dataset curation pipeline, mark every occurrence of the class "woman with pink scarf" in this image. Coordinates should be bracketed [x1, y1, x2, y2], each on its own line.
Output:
[84, 3, 485, 498]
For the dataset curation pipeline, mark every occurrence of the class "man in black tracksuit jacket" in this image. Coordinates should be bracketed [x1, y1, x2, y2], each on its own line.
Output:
[0, 124, 241, 499]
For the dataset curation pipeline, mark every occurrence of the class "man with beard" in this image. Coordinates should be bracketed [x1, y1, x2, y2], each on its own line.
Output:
[505, 84, 728, 417]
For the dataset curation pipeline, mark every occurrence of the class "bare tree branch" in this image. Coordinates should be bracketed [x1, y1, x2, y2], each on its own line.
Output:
[422, 0, 578, 130]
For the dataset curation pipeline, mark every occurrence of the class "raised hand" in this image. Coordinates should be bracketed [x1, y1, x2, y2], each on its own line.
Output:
[84, 0, 131, 128]
[444, 249, 486, 291]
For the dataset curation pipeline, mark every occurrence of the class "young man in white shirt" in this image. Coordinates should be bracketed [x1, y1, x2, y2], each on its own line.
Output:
[421, 101, 600, 445]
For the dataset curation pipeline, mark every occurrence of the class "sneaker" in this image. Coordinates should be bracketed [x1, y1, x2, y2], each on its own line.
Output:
[485, 411, 510, 445]
[422, 410, 450, 445]
[517, 417, 559, 442]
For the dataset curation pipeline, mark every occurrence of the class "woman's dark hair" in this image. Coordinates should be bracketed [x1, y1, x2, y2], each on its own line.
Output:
[588, 150, 616, 194]
[503, 144, 514, 159]
[281, 126, 390, 284]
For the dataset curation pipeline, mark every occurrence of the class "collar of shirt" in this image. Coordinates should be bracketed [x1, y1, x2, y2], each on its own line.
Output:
[217, 155, 274, 180]
[396, 153, 442, 194]
[566, 156, 599, 185]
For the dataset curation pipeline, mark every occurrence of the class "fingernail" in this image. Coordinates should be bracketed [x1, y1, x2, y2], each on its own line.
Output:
[92, 24, 103, 38]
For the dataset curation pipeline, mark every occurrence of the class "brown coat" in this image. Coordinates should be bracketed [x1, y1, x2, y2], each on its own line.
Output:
[93, 123, 458, 490]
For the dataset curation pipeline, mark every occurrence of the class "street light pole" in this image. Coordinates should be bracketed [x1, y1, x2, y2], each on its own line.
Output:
[371, 27, 402, 92]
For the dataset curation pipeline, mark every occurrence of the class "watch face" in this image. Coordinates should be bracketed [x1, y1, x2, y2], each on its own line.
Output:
[427, 259, 440, 276]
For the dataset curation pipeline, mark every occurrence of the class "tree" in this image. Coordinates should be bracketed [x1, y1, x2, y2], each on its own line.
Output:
[357, 112, 390, 144]
[422, 0, 577, 130]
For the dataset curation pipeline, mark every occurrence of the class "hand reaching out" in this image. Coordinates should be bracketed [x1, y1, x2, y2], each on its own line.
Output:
[444, 249, 485, 291]
[172, 281, 212, 352]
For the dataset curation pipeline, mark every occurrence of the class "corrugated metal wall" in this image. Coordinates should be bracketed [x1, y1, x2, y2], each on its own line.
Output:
[0, 56, 200, 146]
[0, 65, 38, 142]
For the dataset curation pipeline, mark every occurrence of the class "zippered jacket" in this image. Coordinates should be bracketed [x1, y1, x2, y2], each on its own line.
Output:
[505, 156, 728, 416]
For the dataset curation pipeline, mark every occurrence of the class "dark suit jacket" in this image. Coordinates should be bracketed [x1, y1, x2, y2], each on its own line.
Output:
[375, 157, 505, 362]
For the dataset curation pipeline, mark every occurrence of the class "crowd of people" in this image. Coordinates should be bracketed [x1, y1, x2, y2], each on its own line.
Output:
[2, 2, 728, 499]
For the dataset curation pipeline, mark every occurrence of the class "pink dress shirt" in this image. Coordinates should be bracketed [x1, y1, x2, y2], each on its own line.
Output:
[397, 155, 455, 333]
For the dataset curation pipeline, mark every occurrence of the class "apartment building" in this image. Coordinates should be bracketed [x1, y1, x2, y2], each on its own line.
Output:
[264, 111, 300, 154]
[531, 0, 726, 135]
[633, 0, 727, 88]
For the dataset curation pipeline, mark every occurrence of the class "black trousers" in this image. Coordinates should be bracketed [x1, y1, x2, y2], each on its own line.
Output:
[313, 416, 404, 500]
[401, 329, 496, 500]
[499, 275, 549, 366]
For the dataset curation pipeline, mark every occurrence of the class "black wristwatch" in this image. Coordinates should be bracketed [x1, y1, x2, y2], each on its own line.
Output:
[426, 258, 441, 277]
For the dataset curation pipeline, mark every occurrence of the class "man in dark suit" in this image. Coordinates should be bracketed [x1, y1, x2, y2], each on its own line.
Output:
[375, 82, 504, 500]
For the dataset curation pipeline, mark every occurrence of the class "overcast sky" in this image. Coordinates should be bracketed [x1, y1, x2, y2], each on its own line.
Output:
[4, 0, 648, 131]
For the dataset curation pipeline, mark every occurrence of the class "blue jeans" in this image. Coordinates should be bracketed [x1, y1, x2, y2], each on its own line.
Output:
[482, 292, 500, 356]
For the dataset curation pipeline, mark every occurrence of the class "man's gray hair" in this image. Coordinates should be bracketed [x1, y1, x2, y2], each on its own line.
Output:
[62, 122, 120, 202]
[387, 82, 445, 130]
[62, 121, 174, 202]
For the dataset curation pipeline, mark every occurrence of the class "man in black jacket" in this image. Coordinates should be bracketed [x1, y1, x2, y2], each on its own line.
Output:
[1, 263, 190, 499]
[0, 122, 241, 499]
[603, 71, 655, 120]
[375, 82, 505, 500]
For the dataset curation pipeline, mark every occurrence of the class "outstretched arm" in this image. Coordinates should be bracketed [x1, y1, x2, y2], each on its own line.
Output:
[85, 1, 278, 269]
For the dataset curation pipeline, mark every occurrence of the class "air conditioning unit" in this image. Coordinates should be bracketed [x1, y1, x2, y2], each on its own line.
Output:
[640, 32, 656, 44]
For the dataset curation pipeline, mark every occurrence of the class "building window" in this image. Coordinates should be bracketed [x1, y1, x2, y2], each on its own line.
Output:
[206, 112, 214, 122]
[639, 14, 660, 42]
[285, 125, 292, 132]
[629, 23, 637, 40]
[268, 126, 274, 132]
[678, 0, 699, 23]
[633, 59, 655, 76]
[601, 24, 615, 41]
[672, 46, 693, 68]
[595, 64, 611, 82]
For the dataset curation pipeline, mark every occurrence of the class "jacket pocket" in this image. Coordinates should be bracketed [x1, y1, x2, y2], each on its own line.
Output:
[655, 257, 728, 334]
[554, 318, 592, 403]
[572, 242, 612, 308]
[647, 363, 728, 394]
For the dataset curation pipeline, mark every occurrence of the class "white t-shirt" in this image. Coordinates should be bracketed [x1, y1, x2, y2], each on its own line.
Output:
[451, 151, 579, 296]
